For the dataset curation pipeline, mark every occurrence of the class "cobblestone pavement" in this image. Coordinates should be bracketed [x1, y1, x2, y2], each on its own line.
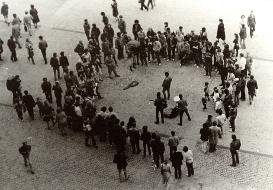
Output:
[1, 0, 273, 189]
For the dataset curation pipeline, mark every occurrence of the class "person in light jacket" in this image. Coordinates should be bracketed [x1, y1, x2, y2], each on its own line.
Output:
[153, 37, 161, 65]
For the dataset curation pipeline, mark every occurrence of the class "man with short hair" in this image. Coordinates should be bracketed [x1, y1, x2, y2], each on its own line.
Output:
[52, 81, 63, 108]
[41, 77, 52, 103]
[247, 11, 256, 38]
[154, 92, 166, 124]
[162, 72, 172, 100]
[38, 36, 48, 64]
[208, 121, 221, 152]
[118, 15, 126, 34]
[22, 90, 35, 120]
[247, 75, 258, 105]
[83, 19, 90, 40]
[101, 12, 109, 26]
[7, 36, 17, 61]
[1, 2, 10, 25]
[171, 146, 183, 179]
[91, 24, 101, 44]
[177, 94, 191, 126]
[182, 146, 194, 177]
[230, 134, 241, 167]
[19, 141, 34, 174]
[168, 131, 179, 159]
[50, 52, 61, 81]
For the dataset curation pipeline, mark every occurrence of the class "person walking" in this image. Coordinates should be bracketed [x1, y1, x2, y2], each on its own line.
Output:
[168, 131, 179, 159]
[83, 19, 90, 40]
[74, 40, 85, 59]
[19, 141, 35, 174]
[139, 0, 148, 11]
[38, 36, 48, 64]
[52, 81, 63, 108]
[22, 90, 35, 120]
[43, 100, 55, 130]
[208, 121, 221, 152]
[11, 20, 22, 49]
[153, 136, 165, 168]
[216, 19, 226, 44]
[247, 11, 256, 38]
[229, 104, 237, 132]
[154, 92, 166, 124]
[177, 94, 191, 126]
[14, 97, 24, 120]
[147, 0, 154, 9]
[105, 54, 120, 78]
[230, 134, 241, 167]
[7, 36, 17, 62]
[239, 24, 247, 49]
[141, 125, 151, 157]
[29, 4, 39, 28]
[162, 72, 172, 100]
[23, 11, 33, 36]
[132, 20, 142, 40]
[200, 123, 210, 153]
[101, 12, 109, 26]
[25, 38, 35, 64]
[171, 146, 183, 179]
[41, 78, 52, 103]
[83, 119, 98, 148]
[247, 75, 258, 105]
[115, 32, 124, 60]
[111, 0, 119, 20]
[113, 150, 129, 182]
[50, 52, 61, 81]
[56, 107, 67, 136]
[91, 24, 101, 44]
[160, 160, 171, 188]
[183, 146, 194, 177]
[128, 124, 141, 154]
[59, 51, 69, 74]
[118, 15, 126, 34]
[1, 2, 10, 25]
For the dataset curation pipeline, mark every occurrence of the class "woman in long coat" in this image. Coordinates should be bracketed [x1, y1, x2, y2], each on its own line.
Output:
[111, 0, 118, 20]
[217, 19, 225, 44]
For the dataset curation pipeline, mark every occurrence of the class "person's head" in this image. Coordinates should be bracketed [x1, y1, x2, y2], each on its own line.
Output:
[205, 82, 209, 86]
[232, 134, 237, 140]
[43, 77, 47, 82]
[203, 123, 207, 128]
[212, 121, 217, 126]
[10, 36, 13, 40]
[22, 141, 27, 146]
[183, 146, 188, 152]
[13, 14, 16, 18]
[142, 125, 148, 132]
[239, 53, 244, 58]
[39, 36, 43, 40]
[101, 106, 107, 112]
[84, 19, 88, 23]
[30, 4, 34, 8]
[164, 22, 168, 27]
[134, 20, 139, 24]
[69, 71, 74, 75]
[165, 72, 169, 77]
[218, 109, 223, 115]
[202, 27, 206, 32]
[241, 15, 245, 19]
[179, 94, 183, 100]
[25, 11, 28, 15]
[119, 15, 123, 19]
[179, 26, 183, 30]
[250, 75, 254, 80]
[152, 132, 157, 139]
[241, 24, 245, 28]
[117, 32, 121, 37]
[208, 115, 213, 121]
[53, 52, 57, 57]
[101, 12, 105, 16]
[24, 90, 28, 95]
[108, 106, 113, 112]
[171, 131, 175, 136]
[25, 38, 30, 43]
[156, 92, 161, 98]
[128, 116, 136, 124]
[60, 51, 64, 56]
[234, 33, 239, 38]
[224, 89, 229, 95]
[156, 136, 161, 141]
[219, 19, 223, 23]
[120, 121, 125, 126]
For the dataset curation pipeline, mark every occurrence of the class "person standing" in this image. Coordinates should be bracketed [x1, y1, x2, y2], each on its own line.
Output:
[83, 19, 90, 40]
[7, 36, 17, 62]
[38, 36, 48, 64]
[147, 0, 154, 9]
[0, 37, 3, 61]
[11, 16, 22, 48]
[139, 0, 148, 11]
[208, 121, 221, 152]
[162, 72, 172, 100]
[29, 4, 39, 28]
[239, 24, 247, 49]
[153, 136, 165, 168]
[204, 42, 214, 78]
[141, 125, 151, 157]
[229, 104, 237, 132]
[154, 92, 166, 124]
[41, 78, 52, 103]
[128, 124, 141, 154]
[111, 0, 119, 20]
[50, 52, 61, 81]
[132, 20, 142, 40]
[177, 94, 191, 126]
[216, 19, 226, 44]
[216, 109, 226, 137]
[245, 52, 253, 76]
[59, 51, 69, 74]
[230, 134, 241, 167]
[43, 100, 55, 130]
[91, 24, 101, 44]
[113, 150, 129, 182]
[171, 146, 183, 179]
[115, 32, 124, 60]
[19, 142, 35, 174]
[182, 146, 194, 177]
[200, 123, 210, 153]
[101, 12, 109, 26]
[1, 2, 9, 25]
[247, 75, 258, 105]
[168, 131, 179, 159]
[25, 38, 35, 64]
[105, 54, 120, 78]
[118, 15, 126, 34]
[56, 107, 67, 136]
[153, 37, 162, 65]
[247, 11, 256, 38]
[23, 11, 33, 36]
[22, 90, 35, 120]
[52, 81, 63, 108]
[160, 160, 171, 187]
[74, 40, 85, 59]
[83, 119, 98, 148]
[14, 97, 24, 120]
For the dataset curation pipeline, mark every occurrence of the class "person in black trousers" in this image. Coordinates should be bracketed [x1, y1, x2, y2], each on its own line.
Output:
[171, 147, 183, 179]
[50, 52, 61, 81]
[128, 125, 141, 154]
[7, 36, 17, 61]
[22, 90, 35, 120]
[152, 136, 165, 168]
[19, 141, 35, 174]
[177, 94, 191, 126]
[139, 0, 148, 11]
[52, 81, 63, 108]
[154, 92, 166, 124]
[41, 77, 52, 103]
[230, 135, 241, 167]
[141, 125, 151, 157]
[38, 36, 48, 64]
[239, 74, 246, 100]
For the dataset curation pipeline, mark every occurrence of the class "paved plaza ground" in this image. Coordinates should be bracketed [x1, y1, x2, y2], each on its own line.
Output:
[1, 0, 273, 189]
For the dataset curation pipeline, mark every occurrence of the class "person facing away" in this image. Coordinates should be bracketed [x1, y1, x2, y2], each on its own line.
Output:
[168, 131, 179, 159]
[162, 72, 172, 100]
[171, 146, 183, 179]
[177, 94, 191, 126]
[38, 35, 48, 64]
[128, 124, 141, 154]
[208, 121, 221, 152]
[22, 90, 35, 120]
[247, 75, 258, 105]
[140, 125, 151, 157]
[50, 52, 61, 81]
[19, 141, 35, 174]
[154, 92, 166, 124]
[41, 77, 52, 103]
[230, 134, 241, 167]
[200, 123, 210, 153]
[113, 150, 129, 182]
[182, 146, 194, 177]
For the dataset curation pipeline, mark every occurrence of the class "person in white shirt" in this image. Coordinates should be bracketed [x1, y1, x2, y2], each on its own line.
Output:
[23, 11, 33, 36]
[215, 97, 223, 111]
[238, 53, 247, 77]
[183, 146, 194, 177]
[216, 109, 226, 137]
[227, 70, 235, 84]
[239, 15, 246, 30]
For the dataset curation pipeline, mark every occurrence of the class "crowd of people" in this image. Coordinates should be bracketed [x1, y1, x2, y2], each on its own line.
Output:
[1, 0, 260, 187]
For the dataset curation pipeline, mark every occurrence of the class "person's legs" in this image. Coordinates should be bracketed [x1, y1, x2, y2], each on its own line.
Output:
[160, 109, 164, 123]
[235, 151, 239, 164]
[23, 156, 28, 166]
[190, 163, 194, 175]
[27, 107, 34, 120]
[185, 109, 191, 120]
[131, 140, 136, 153]
[155, 109, 159, 123]
[118, 169, 122, 181]
[41, 49, 47, 64]
[171, 47, 175, 60]
[53, 69, 57, 81]
[143, 142, 147, 156]
[167, 47, 171, 60]
[154, 154, 160, 167]
[178, 110, 183, 125]
[160, 153, 164, 163]
[162, 88, 167, 100]
[186, 162, 191, 176]
[231, 151, 236, 166]
[57, 67, 61, 79]
[147, 142, 151, 155]
[167, 88, 170, 100]
[174, 166, 178, 179]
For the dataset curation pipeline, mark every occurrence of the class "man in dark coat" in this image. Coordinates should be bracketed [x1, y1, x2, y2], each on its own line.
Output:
[139, 0, 148, 11]
[171, 146, 183, 179]
[83, 19, 90, 40]
[22, 90, 35, 120]
[151, 136, 165, 168]
[216, 19, 225, 44]
[230, 134, 241, 167]
[118, 15, 126, 34]
[162, 72, 172, 100]
[19, 141, 34, 174]
[132, 20, 142, 40]
[247, 11, 256, 38]
[50, 52, 61, 81]
[177, 94, 191, 126]
[52, 81, 63, 108]
[41, 77, 52, 103]
[128, 125, 141, 154]
[101, 12, 109, 26]
[7, 36, 17, 61]
[247, 75, 258, 105]
[59, 51, 69, 74]
[91, 24, 101, 43]
[104, 24, 115, 48]
[154, 92, 166, 124]
[38, 35, 48, 64]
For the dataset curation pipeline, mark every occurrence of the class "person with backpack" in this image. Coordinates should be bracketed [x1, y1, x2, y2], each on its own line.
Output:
[177, 94, 191, 126]
[230, 134, 241, 167]
[154, 92, 166, 124]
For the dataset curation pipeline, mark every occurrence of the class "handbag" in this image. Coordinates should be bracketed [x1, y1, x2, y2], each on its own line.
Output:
[24, 25, 28, 32]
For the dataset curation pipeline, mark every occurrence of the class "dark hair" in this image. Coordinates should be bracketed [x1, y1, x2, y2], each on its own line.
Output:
[179, 94, 183, 99]
[108, 106, 113, 112]
[143, 125, 148, 132]
[250, 75, 254, 79]
[217, 109, 223, 115]
[205, 82, 209, 86]
[212, 121, 217, 126]
[101, 106, 107, 112]
[39, 36, 43, 40]
[151, 132, 157, 139]
[157, 92, 161, 97]
[134, 20, 139, 23]
[183, 146, 188, 152]
[171, 131, 175, 136]
[53, 52, 57, 57]
[232, 134, 236, 140]
[165, 72, 169, 77]
[24, 90, 28, 95]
